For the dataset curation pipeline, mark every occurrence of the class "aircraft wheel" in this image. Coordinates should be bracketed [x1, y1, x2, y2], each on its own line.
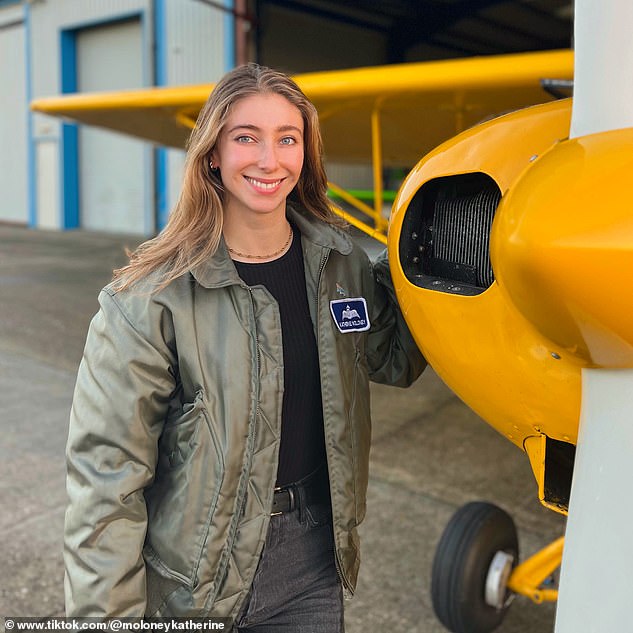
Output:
[431, 501, 518, 633]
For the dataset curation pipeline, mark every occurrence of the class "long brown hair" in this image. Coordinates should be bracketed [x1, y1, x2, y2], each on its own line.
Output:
[113, 63, 342, 292]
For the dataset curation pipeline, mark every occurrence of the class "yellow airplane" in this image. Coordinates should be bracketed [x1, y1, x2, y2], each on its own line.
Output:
[33, 39, 632, 633]
[387, 2, 633, 630]
[31, 48, 574, 633]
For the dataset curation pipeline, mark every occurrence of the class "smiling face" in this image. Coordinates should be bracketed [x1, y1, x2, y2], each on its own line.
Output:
[211, 92, 305, 223]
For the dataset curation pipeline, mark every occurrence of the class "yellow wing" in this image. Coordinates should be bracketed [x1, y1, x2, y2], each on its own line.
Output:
[31, 49, 573, 162]
[31, 49, 573, 242]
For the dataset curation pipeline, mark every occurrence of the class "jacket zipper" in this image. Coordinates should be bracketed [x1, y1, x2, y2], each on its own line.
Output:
[244, 285, 261, 485]
[210, 285, 259, 608]
[247, 285, 262, 400]
[315, 248, 355, 597]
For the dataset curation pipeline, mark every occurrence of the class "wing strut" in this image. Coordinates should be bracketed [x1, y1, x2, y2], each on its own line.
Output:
[371, 103, 388, 234]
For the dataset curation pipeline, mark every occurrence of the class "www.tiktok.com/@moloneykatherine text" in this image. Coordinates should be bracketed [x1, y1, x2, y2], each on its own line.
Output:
[3, 619, 231, 632]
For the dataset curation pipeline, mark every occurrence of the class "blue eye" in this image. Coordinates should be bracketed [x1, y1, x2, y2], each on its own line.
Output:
[236, 135, 254, 143]
[280, 137, 297, 145]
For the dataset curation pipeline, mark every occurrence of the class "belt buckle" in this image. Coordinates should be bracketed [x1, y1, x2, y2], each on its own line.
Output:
[271, 486, 283, 516]
[271, 485, 296, 516]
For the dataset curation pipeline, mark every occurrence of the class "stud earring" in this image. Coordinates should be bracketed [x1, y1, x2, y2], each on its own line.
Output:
[209, 160, 218, 171]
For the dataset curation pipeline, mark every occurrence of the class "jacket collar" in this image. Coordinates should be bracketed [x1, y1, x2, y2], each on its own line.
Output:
[191, 204, 353, 289]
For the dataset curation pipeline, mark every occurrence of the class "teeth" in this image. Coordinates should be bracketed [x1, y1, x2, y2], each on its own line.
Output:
[246, 177, 281, 190]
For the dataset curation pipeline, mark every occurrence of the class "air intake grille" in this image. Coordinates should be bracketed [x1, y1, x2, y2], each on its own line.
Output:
[434, 186, 499, 288]
[399, 173, 502, 296]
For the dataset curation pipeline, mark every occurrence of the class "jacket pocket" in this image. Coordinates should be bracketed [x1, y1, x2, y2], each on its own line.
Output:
[144, 389, 225, 587]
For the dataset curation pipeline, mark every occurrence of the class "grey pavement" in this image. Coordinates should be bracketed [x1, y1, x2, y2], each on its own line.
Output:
[0, 224, 565, 631]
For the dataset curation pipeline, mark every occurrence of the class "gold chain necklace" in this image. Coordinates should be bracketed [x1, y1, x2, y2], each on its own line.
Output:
[227, 225, 293, 260]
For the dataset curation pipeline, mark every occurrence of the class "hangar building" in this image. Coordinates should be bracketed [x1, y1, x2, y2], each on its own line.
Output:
[0, 0, 571, 235]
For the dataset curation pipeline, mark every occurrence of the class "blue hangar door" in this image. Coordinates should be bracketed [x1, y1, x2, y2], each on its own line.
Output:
[77, 18, 150, 234]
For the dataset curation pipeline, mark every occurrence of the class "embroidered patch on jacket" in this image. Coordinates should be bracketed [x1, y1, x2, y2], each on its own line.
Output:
[330, 297, 370, 333]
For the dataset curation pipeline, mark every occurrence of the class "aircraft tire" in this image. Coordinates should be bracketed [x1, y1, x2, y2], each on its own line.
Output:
[431, 501, 518, 633]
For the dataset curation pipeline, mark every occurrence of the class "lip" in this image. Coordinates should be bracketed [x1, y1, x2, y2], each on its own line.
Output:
[244, 175, 285, 193]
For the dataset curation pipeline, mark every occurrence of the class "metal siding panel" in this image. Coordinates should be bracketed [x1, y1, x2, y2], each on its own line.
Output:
[25, 1, 36, 227]
[166, 149, 187, 217]
[0, 22, 28, 223]
[36, 141, 60, 229]
[166, 0, 225, 84]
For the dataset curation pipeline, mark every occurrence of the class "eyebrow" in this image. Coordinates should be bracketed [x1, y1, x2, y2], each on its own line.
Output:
[226, 124, 303, 134]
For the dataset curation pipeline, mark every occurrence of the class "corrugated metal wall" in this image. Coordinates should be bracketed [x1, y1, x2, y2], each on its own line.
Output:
[0, 4, 28, 224]
[166, 0, 226, 84]
[24, 0, 228, 234]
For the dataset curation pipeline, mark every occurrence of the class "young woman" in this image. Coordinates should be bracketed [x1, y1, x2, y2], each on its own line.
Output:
[64, 63, 425, 631]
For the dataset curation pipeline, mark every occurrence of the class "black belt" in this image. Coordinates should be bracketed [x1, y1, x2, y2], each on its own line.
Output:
[271, 465, 330, 516]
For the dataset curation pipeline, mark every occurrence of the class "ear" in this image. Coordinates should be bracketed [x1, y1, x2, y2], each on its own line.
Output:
[209, 149, 220, 171]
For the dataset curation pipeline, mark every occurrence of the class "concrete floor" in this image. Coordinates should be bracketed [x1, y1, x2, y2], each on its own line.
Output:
[0, 224, 565, 631]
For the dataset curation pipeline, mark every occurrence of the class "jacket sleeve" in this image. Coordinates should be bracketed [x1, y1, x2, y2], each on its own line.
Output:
[64, 289, 177, 616]
[366, 249, 427, 387]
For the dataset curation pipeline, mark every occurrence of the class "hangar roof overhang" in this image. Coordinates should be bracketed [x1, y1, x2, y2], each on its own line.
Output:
[257, 0, 573, 62]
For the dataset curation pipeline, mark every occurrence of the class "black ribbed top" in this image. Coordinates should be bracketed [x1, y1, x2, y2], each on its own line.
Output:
[234, 229, 326, 487]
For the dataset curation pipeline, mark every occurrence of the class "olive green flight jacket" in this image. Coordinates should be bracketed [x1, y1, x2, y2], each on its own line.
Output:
[65, 206, 426, 618]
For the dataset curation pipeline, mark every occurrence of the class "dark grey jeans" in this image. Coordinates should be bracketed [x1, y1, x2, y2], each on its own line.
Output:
[234, 499, 344, 632]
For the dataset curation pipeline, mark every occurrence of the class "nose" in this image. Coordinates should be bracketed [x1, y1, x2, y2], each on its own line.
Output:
[258, 142, 279, 171]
